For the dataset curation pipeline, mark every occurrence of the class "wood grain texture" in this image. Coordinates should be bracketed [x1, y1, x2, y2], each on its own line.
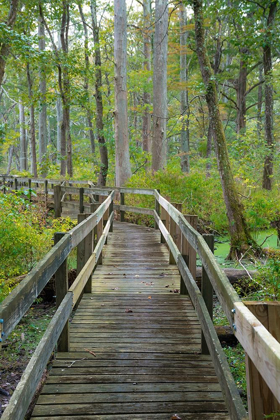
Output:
[30, 222, 229, 419]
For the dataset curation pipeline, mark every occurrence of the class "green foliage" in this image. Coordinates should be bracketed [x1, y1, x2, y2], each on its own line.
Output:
[224, 344, 247, 397]
[252, 252, 280, 300]
[0, 192, 75, 302]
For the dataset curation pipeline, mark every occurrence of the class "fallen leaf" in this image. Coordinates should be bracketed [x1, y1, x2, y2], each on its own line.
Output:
[173, 289, 179, 293]
[84, 348, 97, 357]
[135, 275, 139, 278]
[125, 309, 133, 313]
[171, 415, 182, 420]
[165, 285, 169, 288]
[148, 296, 152, 299]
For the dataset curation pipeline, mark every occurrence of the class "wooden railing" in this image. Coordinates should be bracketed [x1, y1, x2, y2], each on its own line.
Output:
[1, 182, 280, 419]
[0, 189, 114, 420]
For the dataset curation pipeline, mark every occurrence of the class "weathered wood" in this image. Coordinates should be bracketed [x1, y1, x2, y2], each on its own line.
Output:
[54, 233, 69, 352]
[154, 211, 247, 419]
[119, 187, 155, 195]
[0, 234, 71, 338]
[69, 253, 96, 306]
[169, 203, 182, 264]
[54, 185, 62, 218]
[1, 293, 73, 420]
[70, 192, 114, 248]
[201, 234, 214, 355]
[185, 215, 198, 281]
[77, 214, 87, 276]
[114, 204, 154, 216]
[243, 302, 280, 418]
[79, 187, 84, 213]
[120, 192, 125, 222]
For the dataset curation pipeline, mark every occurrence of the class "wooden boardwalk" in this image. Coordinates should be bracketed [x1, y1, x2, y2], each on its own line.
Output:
[31, 222, 229, 419]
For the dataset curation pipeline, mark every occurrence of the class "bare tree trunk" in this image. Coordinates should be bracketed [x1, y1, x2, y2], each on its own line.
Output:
[152, 0, 168, 171]
[206, 119, 212, 177]
[192, 0, 257, 259]
[90, 0, 108, 186]
[179, 2, 190, 173]
[0, 0, 19, 87]
[257, 64, 263, 140]
[142, 0, 152, 153]
[262, 1, 277, 191]
[26, 63, 37, 177]
[38, 16, 47, 173]
[114, 0, 132, 187]
[6, 146, 13, 175]
[60, 1, 72, 177]
[56, 96, 62, 164]
[19, 100, 27, 171]
[236, 48, 248, 134]
[78, 4, 95, 155]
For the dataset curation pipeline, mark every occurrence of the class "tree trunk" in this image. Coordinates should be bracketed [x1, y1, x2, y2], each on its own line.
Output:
[6, 146, 13, 175]
[19, 100, 27, 172]
[38, 16, 47, 174]
[56, 96, 62, 164]
[236, 48, 248, 134]
[152, 0, 168, 171]
[0, 0, 19, 87]
[90, 0, 108, 186]
[206, 119, 212, 177]
[262, 1, 277, 191]
[60, 1, 72, 177]
[26, 63, 37, 177]
[179, 2, 190, 173]
[192, 0, 258, 259]
[142, 0, 152, 153]
[257, 64, 263, 140]
[114, 0, 132, 187]
[78, 4, 95, 156]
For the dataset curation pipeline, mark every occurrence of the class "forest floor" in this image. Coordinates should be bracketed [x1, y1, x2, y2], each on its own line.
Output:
[0, 303, 55, 416]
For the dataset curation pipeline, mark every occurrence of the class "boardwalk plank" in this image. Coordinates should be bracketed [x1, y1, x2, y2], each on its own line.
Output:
[31, 222, 228, 419]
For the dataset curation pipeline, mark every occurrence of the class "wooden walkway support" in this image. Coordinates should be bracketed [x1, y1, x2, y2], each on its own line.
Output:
[31, 222, 229, 419]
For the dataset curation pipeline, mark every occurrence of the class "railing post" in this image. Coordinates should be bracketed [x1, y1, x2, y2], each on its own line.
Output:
[54, 232, 69, 352]
[109, 199, 114, 233]
[154, 189, 160, 229]
[3, 176, 6, 194]
[185, 215, 198, 281]
[54, 185, 62, 218]
[97, 213, 103, 265]
[79, 187, 84, 214]
[28, 178, 32, 202]
[14, 177, 18, 191]
[44, 180, 48, 208]
[77, 213, 93, 292]
[169, 203, 182, 264]
[0, 318, 3, 350]
[244, 302, 280, 420]
[120, 192, 125, 222]
[201, 234, 214, 355]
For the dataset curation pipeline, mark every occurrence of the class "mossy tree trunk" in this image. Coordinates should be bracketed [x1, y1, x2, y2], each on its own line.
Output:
[192, 0, 258, 259]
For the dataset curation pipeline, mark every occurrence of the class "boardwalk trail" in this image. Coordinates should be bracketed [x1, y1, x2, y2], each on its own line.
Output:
[31, 222, 229, 419]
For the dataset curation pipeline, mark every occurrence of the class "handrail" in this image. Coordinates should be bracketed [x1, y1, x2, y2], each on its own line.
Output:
[1, 182, 280, 419]
[153, 190, 280, 407]
[1, 190, 114, 420]
[0, 190, 114, 341]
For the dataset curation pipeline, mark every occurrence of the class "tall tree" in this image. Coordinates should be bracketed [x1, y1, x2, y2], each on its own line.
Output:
[90, 0, 108, 186]
[142, 0, 152, 154]
[19, 100, 27, 171]
[262, 0, 277, 190]
[26, 62, 37, 177]
[38, 15, 47, 172]
[179, 2, 190, 173]
[0, 0, 19, 87]
[114, 0, 132, 186]
[192, 0, 258, 258]
[152, 0, 168, 171]
[40, 1, 72, 177]
[78, 3, 95, 155]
